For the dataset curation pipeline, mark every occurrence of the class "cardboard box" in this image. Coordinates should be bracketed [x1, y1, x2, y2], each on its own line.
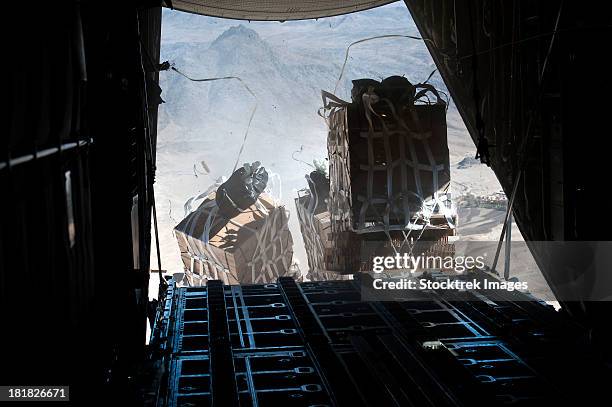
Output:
[328, 102, 454, 233]
[175, 193, 293, 285]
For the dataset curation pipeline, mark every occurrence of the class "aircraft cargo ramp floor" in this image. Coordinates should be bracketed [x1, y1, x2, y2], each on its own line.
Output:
[148, 276, 610, 407]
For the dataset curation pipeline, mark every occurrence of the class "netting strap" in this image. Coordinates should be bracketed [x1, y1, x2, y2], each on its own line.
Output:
[181, 192, 292, 285]
[322, 88, 455, 250]
[170, 66, 257, 173]
[295, 176, 327, 278]
[247, 204, 292, 283]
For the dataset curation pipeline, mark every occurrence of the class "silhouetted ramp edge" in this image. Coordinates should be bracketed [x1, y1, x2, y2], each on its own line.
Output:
[167, 0, 398, 21]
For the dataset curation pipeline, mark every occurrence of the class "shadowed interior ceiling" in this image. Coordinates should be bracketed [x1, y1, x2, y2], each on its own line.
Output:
[165, 0, 397, 20]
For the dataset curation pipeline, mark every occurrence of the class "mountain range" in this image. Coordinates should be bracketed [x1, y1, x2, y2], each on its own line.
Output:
[153, 2, 504, 276]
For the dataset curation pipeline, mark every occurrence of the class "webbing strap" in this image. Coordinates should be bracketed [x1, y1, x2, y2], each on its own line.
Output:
[178, 192, 292, 285]
[322, 88, 455, 255]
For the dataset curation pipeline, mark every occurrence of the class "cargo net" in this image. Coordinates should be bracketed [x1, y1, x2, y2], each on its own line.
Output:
[294, 171, 353, 280]
[175, 164, 294, 286]
[295, 182, 326, 278]
[321, 77, 456, 259]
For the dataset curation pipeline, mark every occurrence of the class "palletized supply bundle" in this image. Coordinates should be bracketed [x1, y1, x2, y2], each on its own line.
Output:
[175, 162, 293, 285]
[320, 76, 457, 273]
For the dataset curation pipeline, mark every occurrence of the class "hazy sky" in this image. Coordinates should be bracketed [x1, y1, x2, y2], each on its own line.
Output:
[153, 2, 507, 283]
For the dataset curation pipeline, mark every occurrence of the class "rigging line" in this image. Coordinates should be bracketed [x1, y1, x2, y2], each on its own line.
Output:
[466, 0, 490, 165]
[423, 68, 437, 84]
[291, 146, 315, 169]
[334, 34, 424, 94]
[171, 66, 256, 98]
[539, 0, 564, 85]
[454, 22, 609, 62]
[168, 199, 176, 223]
[136, 9, 166, 290]
[170, 66, 258, 172]
[138, 34, 158, 73]
[492, 0, 564, 274]
[537, 0, 564, 241]
[232, 105, 257, 173]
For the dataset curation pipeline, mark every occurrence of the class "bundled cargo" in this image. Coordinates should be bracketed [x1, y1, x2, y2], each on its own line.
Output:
[175, 163, 293, 285]
[319, 76, 457, 273]
[295, 170, 352, 281]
